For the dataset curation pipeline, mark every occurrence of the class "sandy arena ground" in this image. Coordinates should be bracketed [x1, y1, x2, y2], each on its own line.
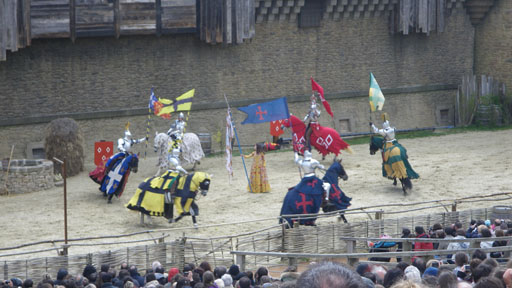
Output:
[1, 129, 512, 259]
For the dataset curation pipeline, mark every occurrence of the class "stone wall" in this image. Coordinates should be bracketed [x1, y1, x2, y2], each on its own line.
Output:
[0, 159, 54, 194]
[474, 0, 512, 90]
[0, 7, 474, 159]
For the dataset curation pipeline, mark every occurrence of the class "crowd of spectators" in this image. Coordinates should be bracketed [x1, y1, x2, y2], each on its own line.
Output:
[1, 219, 511, 288]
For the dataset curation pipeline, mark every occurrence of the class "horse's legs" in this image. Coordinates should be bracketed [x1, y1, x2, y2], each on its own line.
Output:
[172, 214, 184, 223]
[393, 178, 397, 186]
[192, 216, 198, 229]
[339, 213, 348, 223]
[107, 193, 114, 204]
[400, 178, 412, 195]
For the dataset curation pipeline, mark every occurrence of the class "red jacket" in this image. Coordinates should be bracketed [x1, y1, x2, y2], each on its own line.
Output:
[414, 233, 434, 251]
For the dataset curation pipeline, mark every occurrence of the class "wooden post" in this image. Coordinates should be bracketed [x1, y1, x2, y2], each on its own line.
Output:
[375, 210, 383, 220]
[346, 240, 358, 266]
[402, 240, 412, 264]
[2, 145, 15, 195]
[236, 254, 246, 272]
[288, 257, 297, 267]
[470, 239, 480, 249]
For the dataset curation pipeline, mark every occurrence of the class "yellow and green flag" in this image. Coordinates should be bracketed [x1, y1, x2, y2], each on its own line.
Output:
[157, 89, 194, 116]
[369, 73, 385, 112]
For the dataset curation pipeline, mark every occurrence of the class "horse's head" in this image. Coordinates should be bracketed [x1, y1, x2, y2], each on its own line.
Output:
[370, 135, 384, 155]
[193, 172, 211, 196]
[154, 132, 168, 153]
[128, 153, 139, 173]
[327, 158, 348, 181]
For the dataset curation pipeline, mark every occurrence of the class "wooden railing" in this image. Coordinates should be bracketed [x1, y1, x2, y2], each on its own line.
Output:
[231, 236, 512, 270]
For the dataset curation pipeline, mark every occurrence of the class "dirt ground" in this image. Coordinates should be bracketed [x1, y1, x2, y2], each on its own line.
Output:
[1, 129, 512, 259]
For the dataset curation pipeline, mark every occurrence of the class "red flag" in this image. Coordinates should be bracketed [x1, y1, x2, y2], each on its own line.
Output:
[311, 77, 334, 118]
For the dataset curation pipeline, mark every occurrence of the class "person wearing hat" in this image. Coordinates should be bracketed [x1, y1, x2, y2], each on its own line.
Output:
[422, 267, 438, 278]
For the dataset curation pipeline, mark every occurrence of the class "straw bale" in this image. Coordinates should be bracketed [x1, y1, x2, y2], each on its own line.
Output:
[44, 118, 84, 176]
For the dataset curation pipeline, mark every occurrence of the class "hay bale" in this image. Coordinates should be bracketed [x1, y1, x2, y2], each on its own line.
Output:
[45, 118, 85, 177]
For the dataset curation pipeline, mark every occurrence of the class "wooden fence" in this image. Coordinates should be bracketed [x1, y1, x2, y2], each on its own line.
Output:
[1, 203, 511, 282]
[232, 236, 512, 270]
[456, 74, 508, 126]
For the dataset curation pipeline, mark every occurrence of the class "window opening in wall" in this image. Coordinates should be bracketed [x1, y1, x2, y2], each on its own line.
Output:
[32, 148, 45, 159]
[440, 109, 449, 123]
[338, 119, 351, 133]
[299, 0, 325, 28]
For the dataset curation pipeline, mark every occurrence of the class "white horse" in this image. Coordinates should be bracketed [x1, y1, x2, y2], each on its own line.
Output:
[153, 132, 205, 176]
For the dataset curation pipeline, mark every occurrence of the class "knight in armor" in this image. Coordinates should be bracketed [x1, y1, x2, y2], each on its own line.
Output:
[304, 94, 321, 152]
[294, 150, 324, 178]
[168, 142, 188, 175]
[167, 112, 186, 141]
[118, 123, 147, 154]
[166, 113, 188, 175]
[295, 151, 331, 200]
[370, 113, 396, 143]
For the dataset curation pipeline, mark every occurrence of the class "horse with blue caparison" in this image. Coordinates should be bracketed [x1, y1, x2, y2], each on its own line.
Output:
[279, 159, 351, 227]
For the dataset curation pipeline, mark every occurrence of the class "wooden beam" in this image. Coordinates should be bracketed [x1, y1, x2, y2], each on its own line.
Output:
[156, 0, 161, 36]
[17, 0, 24, 47]
[114, 0, 120, 38]
[70, 0, 76, 42]
[226, 0, 232, 44]
[0, 0, 6, 61]
[24, 0, 30, 45]
[7, 0, 18, 52]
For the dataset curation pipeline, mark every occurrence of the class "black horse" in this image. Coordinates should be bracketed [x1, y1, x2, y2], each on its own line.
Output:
[280, 159, 351, 227]
[369, 135, 419, 195]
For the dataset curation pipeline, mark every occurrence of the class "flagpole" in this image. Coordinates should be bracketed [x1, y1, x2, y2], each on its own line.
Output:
[224, 94, 253, 193]
[145, 87, 154, 160]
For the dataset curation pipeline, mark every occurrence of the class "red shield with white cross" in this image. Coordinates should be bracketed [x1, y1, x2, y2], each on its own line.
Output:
[94, 141, 114, 166]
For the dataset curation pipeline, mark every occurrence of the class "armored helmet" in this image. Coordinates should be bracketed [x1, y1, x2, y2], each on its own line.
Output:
[124, 122, 132, 140]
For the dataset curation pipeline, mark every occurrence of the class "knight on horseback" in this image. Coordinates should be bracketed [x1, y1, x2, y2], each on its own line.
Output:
[294, 151, 331, 200]
[118, 123, 147, 154]
[370, 113, 396, 143]
[369, 113, 419, 194]
[166, 113, 188, 175]
[90, 122, 143, 203]
[167, 112, 186, 140]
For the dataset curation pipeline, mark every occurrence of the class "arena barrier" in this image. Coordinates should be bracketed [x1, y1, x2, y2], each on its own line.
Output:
[1, 198, 511, 281]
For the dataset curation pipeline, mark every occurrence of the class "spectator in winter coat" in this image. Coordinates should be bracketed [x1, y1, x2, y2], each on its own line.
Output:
[128, 266, 144, 288]
[447, 229, 469, 261]
[413, 226, 433, 261]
